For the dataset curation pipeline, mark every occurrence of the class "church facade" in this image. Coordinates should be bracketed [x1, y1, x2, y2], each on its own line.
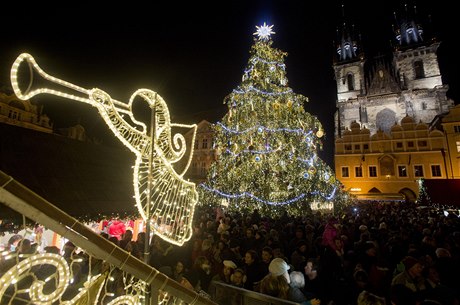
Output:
[333, 7, 457, 202]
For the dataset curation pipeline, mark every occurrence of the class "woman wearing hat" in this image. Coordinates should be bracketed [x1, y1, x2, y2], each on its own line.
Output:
[391, 256, 426, 302]
[212, 260, 237, 284]
[258, 258, 291, 298]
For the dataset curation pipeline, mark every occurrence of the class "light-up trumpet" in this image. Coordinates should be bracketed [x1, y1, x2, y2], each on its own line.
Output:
[10, 53, 198, 246]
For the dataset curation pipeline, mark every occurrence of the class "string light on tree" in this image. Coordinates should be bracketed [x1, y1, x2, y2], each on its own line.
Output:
[199, 23, 351, 217]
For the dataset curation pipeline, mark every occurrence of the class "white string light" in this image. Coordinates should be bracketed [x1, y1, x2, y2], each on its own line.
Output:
[11, 53, 198, 246]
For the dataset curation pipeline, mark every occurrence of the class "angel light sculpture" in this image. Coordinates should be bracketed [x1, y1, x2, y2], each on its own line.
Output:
[10, 53, 198, 246]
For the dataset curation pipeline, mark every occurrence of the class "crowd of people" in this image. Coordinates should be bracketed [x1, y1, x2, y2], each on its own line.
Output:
[138, 201, 460, 305]
[1, 200, 459, 305]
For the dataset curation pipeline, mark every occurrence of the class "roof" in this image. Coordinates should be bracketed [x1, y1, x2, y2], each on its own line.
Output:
[0, 123, 138, 220]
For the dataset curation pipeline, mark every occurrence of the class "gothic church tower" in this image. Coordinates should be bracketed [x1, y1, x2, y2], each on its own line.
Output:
[333, 5, 365, 137]
[392, 5, 451, 124]
[334, 4, 454, 137]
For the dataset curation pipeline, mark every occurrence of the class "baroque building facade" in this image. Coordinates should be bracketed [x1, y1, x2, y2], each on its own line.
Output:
[334, 7, 457, 202]
[0, 90, 53, 133]
[182, 120, 216, 183]
[0, 89, 87, 141]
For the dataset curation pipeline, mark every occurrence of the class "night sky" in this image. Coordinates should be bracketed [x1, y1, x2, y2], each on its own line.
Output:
[1, 1, 457, 167]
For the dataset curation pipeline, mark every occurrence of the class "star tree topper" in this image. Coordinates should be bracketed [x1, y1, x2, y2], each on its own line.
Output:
[253, 22, 275, 41]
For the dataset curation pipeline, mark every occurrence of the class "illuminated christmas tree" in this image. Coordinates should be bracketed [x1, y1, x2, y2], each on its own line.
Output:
[200, 23, 349, 216]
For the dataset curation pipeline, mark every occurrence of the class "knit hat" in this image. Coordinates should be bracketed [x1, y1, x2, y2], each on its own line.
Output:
[223, 260, 237, 269]
[269, 258, 290, 276]
[402, 256, 420, 270]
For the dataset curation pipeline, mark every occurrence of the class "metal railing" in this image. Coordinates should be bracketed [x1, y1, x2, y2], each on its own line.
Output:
[208, 281, 301, 305]
[0, 170, 217, 305]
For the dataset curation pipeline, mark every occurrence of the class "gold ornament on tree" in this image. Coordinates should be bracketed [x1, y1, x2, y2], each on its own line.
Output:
[316, 128, 324, 138]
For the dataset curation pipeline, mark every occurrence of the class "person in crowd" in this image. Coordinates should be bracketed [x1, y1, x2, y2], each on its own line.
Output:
[391, 256, 426, 302]
[242, 249, 265, 290]
[230, 268, 246, 288]
[291, 239, 309, 271]
[288, 226, 306, 257]
[222, 238, 242, 266]
[149, 234, 173, 269]
[348, 266, 370, 304]
[304, 258, 325, 301]
[240, 228, 256, 254]
[253, 229, 266, 253]
[217, 217, 231, 235]
[212, 260, 237, 284]
[259, 257, 291, 298]
[17, 238, 36, 257]
[184, 255, 213, 293]
[433, 247, 459, 293]
[322, 216, 339, 251]
[135, 232, 146, 259]
[288, 271, 321, 305]
[423, 264, 459, 305]
[123, 240, 141, 259]
[7, 234, 23, 252]
[260, 246, 273, 276]
[119, 229, 133, 250]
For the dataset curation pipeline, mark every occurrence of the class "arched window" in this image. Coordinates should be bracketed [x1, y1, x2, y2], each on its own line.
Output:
[347, 73, 354, 91]
[414, 60, 425, 79]
[379, 155, 395, 176]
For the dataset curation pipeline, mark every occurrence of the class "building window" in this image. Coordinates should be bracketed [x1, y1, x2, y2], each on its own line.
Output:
[8, 110, 19, 120]
[379, 155, 395, 176]
[457, 141, 460, 153]
[194, 140, 199, 150]
[414, 60, 425, 79]
[431, 165, 442, 177]
[347, 73, 354, 91]
[407, 141, 414, 148]
[354, 144, 360, 150]
[363, 144, 369, 150]
[202, 138, 208, 149]
[418, 140, 427, 147]
[341, 167, 349, 178]
[345, 144, 352, 151]
[396, 142, 403, 149]
[369, 166, 377, 177]
[200, 162, 207, 176]
[454, 125, 460, 133]
[355, 166, 363, 177]
[414, 165, 424, 177]
[360, 106, 368, 123]
[398, 165, 407, 177]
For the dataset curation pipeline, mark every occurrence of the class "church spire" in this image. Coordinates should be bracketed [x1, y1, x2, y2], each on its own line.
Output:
[393, 3, 425, 49]
[335, 3, 361, 62]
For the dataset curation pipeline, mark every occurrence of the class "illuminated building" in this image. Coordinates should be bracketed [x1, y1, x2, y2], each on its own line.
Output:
[0, 90, 52, 133]
[183, 119, 216, 183]
[333, 5, 457, 202]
